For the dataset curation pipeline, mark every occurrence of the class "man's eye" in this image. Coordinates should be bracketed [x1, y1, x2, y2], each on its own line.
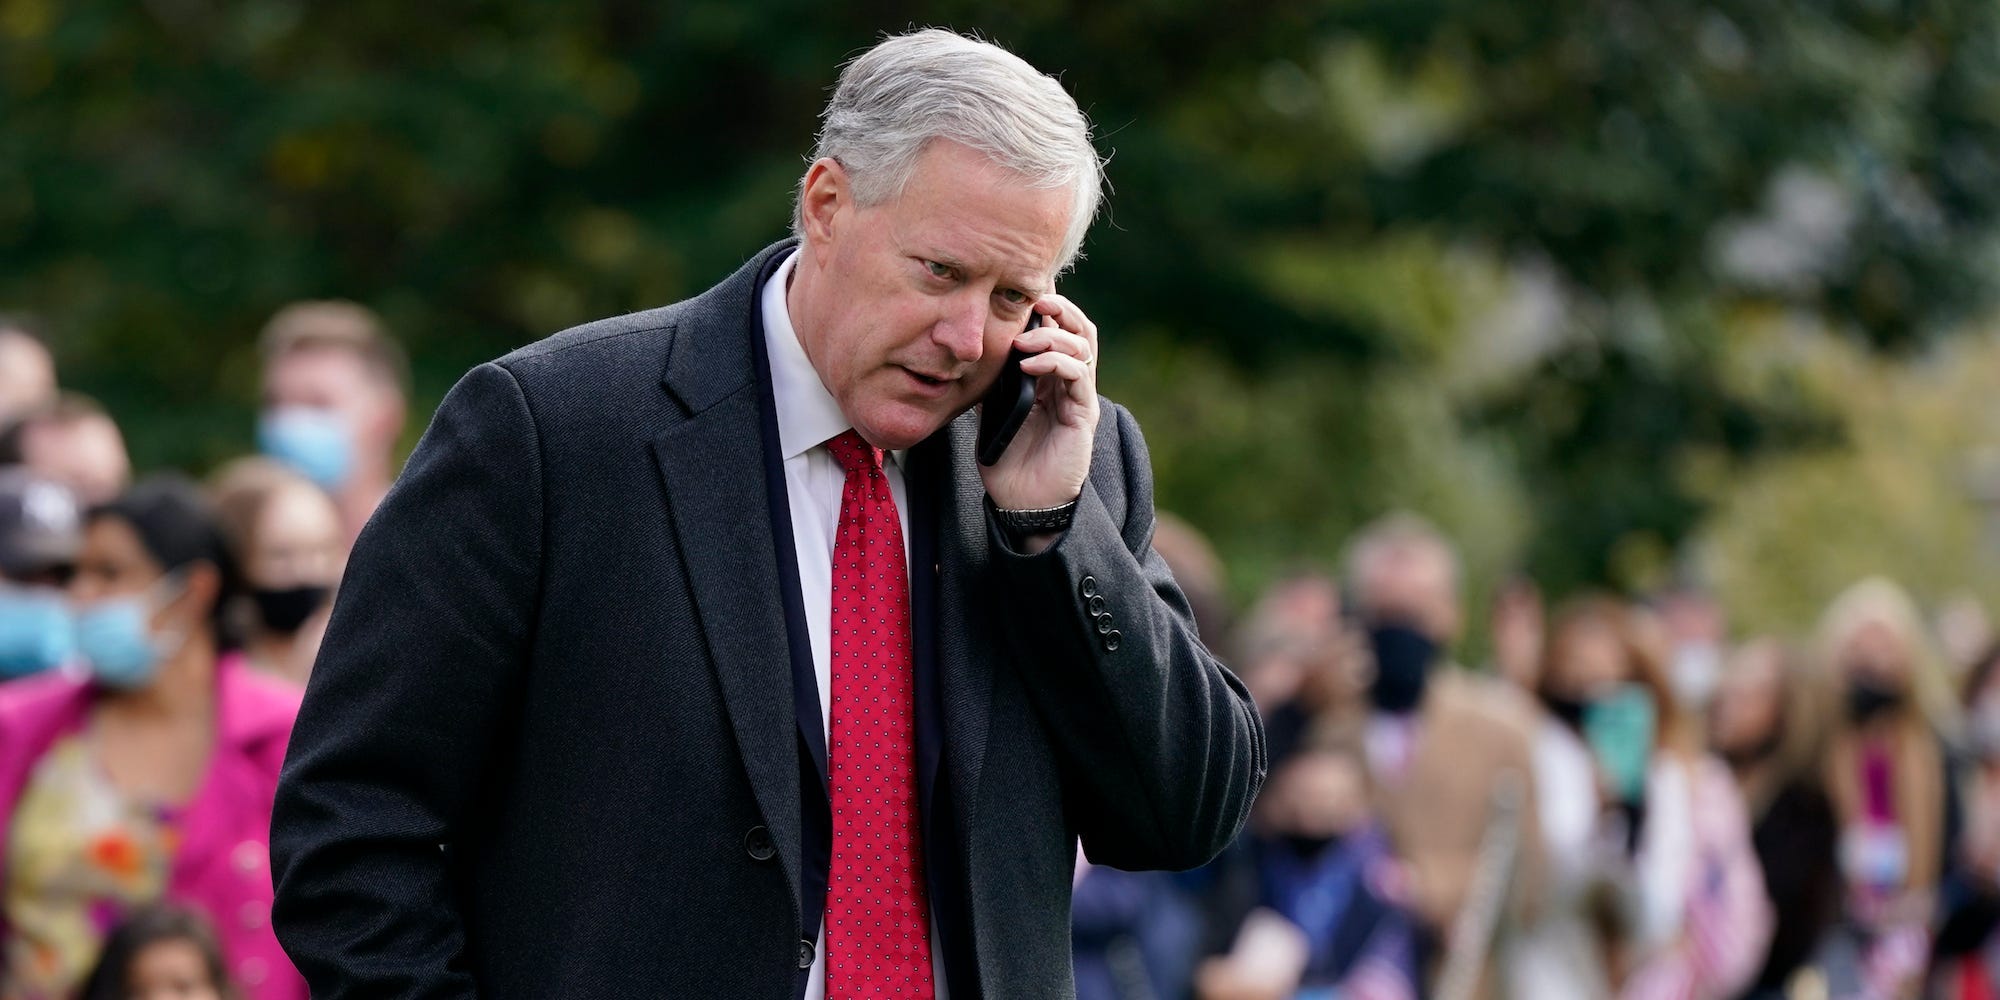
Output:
[998, 288, 1027, 305]
[924, 260, 953, 279]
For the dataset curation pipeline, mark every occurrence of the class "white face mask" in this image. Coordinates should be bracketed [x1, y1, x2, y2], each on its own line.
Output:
[1670, 642, 1723, 709]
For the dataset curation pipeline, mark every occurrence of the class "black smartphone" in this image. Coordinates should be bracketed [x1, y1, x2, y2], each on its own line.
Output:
[976, 313, 1041, 466]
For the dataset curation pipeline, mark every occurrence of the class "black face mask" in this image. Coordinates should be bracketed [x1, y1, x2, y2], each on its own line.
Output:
[1543, 691, 1590, 731]
[1275, 831, 1343, 859]
[1368, 622, 1439, 714]
[252, 584, 331, 635]
[1846, 675, 1906, 725]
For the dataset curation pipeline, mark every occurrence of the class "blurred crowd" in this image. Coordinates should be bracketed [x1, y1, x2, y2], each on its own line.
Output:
[1078, 515, 2000, 1000]
[0, 307, 399, 1000]
[4, 306, 2000, 1000]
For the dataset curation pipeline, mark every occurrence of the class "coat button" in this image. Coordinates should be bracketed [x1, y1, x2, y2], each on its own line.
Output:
[1096, 615, 1115, 635]
[798, 938, 816, 969]
[239, 901, 266, 930]
[744, 825, 776, 862]
[1086, 595, 1107, 617]
[1104, 630, 1122, 652]
[1079, 575, 1099, 599]
[240, 958, 268, 986]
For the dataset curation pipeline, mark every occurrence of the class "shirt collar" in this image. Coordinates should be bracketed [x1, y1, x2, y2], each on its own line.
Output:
[759, 249, 907, 470]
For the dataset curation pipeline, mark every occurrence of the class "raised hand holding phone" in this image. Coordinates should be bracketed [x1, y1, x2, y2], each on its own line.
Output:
[978, 294, 1101, 548]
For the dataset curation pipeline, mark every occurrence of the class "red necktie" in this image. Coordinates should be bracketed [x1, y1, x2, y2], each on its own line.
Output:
[823, 430, 934, 998]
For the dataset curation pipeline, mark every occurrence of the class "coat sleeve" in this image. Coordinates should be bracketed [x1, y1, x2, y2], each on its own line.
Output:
[990, 402, 1266, 871]
[269, 361, 543, 999]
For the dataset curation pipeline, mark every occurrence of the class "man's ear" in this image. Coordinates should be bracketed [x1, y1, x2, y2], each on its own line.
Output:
[798, 157, 851, 248]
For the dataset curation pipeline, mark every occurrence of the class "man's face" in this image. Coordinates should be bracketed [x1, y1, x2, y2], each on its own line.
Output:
[791, 140, 1072, 451]
[1354, 542, 1461, 644]
[263, 347, 398, 456]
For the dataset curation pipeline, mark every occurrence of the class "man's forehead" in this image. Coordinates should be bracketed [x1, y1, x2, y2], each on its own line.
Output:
[267, 346, 380, 395]
[1356, 543, 1458, 606]
[885, 143, 1070, 290]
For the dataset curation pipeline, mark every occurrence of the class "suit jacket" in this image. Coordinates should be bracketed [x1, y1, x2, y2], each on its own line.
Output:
[268, 239, 1267, 999]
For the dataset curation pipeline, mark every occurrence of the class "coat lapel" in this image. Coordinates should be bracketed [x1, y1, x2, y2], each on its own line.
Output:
[931, 414, 999, 853]
[649, 243, 805, 923]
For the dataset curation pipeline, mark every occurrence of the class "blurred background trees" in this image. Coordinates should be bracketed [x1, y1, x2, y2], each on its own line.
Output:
[6, 0, 2000, 633]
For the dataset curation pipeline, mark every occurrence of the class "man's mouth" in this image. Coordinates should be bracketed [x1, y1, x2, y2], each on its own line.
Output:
[898, 366, 956, 395]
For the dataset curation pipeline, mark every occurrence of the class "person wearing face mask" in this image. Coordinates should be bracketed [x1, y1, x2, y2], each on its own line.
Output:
[0, 476, 305, 1000]
[1814, 578, 1959, 1000]
[254, 302, 408, 552]
[207, 459, 344, 687]
[1706, 637, 1841, 1000]
[0, 467, 82, 681]
[1194, 737, 1419, 1000]
[1656, 584, 1727, 720]
[1530, 597, 1771, 1000]
[1334, 514, 1547, 992]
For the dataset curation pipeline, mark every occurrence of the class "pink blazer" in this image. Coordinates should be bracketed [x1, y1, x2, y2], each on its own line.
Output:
[0, 655, 308, 1000]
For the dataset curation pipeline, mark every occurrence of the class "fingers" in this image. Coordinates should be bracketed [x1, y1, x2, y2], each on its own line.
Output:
[1014, 325, 1094, 366]
[1015, 293, 1101, 414]
[1018, 349, 1097, 407]
[1032, 293, 1099, 358]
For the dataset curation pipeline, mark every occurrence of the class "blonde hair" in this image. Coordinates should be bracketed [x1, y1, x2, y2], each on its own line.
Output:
[1817, 577, 1953, 894]
[1816, 576, 1957, 736]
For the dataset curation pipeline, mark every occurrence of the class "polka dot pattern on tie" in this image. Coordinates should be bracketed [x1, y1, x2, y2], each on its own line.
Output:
[823, 430, 934, 999]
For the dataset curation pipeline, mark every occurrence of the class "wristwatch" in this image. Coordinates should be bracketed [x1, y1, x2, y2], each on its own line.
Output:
[987, 495, 1079, 537]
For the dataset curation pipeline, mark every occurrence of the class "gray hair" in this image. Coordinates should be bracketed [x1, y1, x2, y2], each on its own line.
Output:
[793, 29, 1105, 271]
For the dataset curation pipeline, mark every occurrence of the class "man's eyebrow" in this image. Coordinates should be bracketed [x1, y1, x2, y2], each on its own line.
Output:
[1007, 277, 1053, 299]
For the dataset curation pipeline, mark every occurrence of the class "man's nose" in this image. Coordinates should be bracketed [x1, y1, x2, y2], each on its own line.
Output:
[933, 292, 990, 365]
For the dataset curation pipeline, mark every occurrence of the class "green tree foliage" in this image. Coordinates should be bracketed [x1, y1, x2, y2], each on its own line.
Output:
[4, 0, 1997, 611]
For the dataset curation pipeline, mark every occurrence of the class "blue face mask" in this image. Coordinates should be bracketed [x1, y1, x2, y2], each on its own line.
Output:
[259, 407, 353, 491]
[0, 587, 75, 679]
[74, 580, 187, 692]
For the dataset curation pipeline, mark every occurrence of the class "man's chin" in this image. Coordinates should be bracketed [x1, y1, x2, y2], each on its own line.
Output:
[851, 399, 964, 452]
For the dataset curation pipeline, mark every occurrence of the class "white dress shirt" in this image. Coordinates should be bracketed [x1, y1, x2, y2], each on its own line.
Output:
[760, 249, 950, 999]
